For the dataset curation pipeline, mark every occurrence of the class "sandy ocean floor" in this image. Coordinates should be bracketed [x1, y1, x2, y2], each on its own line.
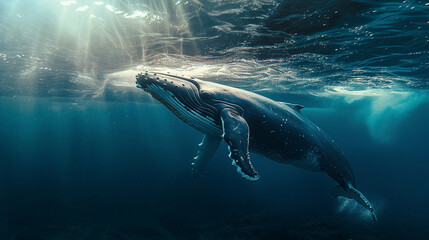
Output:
[4, 209, 429, 240]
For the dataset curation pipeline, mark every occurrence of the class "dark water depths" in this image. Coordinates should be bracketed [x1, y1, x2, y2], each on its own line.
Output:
[1, 0, 429, 239]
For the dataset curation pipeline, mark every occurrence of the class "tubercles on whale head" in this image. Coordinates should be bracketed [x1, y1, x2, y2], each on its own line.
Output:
[136, 72, 197, 104]
[135, 72, 222, 136]
[136, 72, 197, 92]
[200, 90, 211, 99]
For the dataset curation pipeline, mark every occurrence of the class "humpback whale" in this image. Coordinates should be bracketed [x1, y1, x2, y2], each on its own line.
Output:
[136, 72, 377, 221]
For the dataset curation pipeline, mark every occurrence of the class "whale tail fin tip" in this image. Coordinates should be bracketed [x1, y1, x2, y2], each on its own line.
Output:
[332, 184, 378, 222]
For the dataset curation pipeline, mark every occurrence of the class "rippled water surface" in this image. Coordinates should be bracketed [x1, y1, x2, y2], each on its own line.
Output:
[0, 0, 428, 239]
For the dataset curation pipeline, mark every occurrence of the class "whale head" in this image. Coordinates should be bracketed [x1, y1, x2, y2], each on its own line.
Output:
[136, 72, 222, 136]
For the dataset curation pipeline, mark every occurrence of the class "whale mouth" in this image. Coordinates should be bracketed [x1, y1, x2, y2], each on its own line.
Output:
[135, 72, 222, 136]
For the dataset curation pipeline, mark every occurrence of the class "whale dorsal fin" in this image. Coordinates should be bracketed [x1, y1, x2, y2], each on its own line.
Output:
[220, 108, 260, 182]
[191, 134, 221, 179]
[280, 102, 304, 111]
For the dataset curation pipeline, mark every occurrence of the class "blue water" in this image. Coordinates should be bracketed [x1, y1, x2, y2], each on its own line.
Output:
[1, 0, 429, 239]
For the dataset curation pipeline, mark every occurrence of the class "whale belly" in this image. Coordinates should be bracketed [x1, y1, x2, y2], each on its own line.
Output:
[288, 150, 321, 172]
[247, 107, 323, 172]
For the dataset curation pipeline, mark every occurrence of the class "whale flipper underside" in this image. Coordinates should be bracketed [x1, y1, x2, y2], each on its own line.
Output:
[220, 108, 260, 181]
[192, 134, 221, 179]
[332, 184, 377, 221]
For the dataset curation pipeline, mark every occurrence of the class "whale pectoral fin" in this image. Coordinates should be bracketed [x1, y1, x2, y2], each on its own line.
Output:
[220, 108, 260, 182]
[332, 184, 377, 221]
[191, 134, 221, 179]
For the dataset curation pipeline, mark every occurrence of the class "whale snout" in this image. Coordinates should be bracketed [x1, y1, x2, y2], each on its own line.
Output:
[136, 72, 161, 89]
[136, 72, 200, 93]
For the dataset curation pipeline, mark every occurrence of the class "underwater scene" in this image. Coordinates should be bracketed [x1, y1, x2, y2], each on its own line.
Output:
[1, 0, 429, 239]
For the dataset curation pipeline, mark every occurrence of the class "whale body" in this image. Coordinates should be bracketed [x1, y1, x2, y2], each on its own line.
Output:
[136, 72, 377, 221]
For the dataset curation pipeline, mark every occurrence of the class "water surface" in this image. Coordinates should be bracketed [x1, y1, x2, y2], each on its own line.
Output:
[0, 0, 428, 239]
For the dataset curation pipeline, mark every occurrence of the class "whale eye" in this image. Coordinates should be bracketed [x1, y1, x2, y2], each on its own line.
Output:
[200, 90, 211, 98]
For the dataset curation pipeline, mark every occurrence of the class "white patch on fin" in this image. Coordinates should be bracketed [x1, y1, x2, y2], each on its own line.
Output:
[192, 134, 221, 179]
[228, 145, 259, 182]
[220, 111, 259, 182]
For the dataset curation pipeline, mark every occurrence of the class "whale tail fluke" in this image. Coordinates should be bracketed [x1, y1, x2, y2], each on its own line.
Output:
[332, 184, 377, 222]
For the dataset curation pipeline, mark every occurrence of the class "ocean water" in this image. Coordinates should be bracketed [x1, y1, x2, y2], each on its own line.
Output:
[0, 0, 428, 239]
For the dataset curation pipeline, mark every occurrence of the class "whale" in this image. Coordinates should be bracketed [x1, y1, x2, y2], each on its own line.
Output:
[135, 72, 377, 221]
